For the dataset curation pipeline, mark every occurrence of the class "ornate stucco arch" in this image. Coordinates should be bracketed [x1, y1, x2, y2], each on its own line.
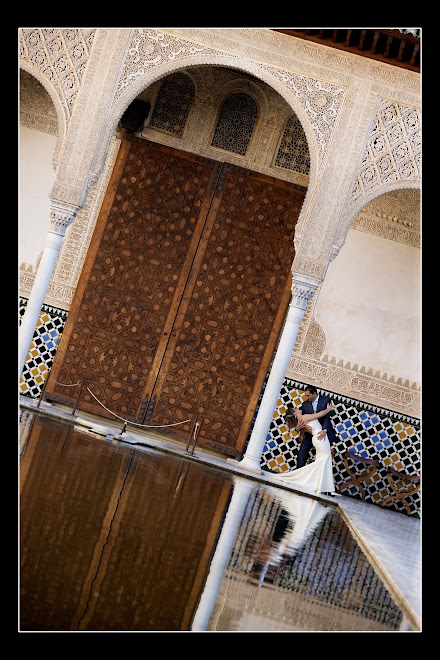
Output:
[18, 27, 346, 256]
[327, 95, 421, 259]
[87, 51, 326, 235]
[19, 62, 67, 171]
[335, 179, 421, 252]
[19, 27, 99, 174]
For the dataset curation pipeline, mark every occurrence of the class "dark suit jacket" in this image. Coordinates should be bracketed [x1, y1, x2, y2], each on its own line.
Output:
[300, 394, 337, 445]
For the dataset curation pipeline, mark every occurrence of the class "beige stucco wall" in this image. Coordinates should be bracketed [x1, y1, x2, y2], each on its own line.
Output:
[314, 227, 420, 384]
[19, 125, 56, 269]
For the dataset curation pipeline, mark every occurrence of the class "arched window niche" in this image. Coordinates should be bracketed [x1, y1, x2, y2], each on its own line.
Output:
[211, 92, 258, 156]
[274, 114, 310, 175]
[150, 71, 196, 137]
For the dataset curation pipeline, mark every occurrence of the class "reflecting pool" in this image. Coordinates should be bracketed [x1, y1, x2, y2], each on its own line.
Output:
[19, 410, 406, 631]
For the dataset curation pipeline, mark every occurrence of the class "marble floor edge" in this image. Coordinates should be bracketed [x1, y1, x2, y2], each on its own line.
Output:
[337, 499, 421, 631]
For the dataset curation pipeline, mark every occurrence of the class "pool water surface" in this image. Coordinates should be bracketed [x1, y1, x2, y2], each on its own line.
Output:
[20, 411, 405, 631]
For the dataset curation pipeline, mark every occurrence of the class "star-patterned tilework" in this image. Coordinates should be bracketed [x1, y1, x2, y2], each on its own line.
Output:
[258, 378, 420, 517]
[19, 298, 67, 398]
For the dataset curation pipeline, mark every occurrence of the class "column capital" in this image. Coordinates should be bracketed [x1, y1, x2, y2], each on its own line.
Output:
[49, 201, 81, 236]
[291, 272, 320, 311]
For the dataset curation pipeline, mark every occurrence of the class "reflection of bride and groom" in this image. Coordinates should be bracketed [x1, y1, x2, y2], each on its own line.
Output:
[191, 478, 333, 630]
[275, 385, 337, 496]
[191, 387, 339, 629]
[250, 487, 331, 588]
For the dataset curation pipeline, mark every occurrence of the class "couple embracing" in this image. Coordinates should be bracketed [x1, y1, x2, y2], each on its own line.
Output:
[280, 385, 337, 496]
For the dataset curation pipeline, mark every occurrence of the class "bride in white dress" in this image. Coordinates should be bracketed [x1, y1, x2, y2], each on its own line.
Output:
[275, 405, 336, 495]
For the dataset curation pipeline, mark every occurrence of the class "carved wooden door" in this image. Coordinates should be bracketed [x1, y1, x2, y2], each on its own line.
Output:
[47, 138, 305, 457]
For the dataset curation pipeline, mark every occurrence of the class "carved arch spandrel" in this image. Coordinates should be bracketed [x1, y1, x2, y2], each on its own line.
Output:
[334, 99, 420, 251]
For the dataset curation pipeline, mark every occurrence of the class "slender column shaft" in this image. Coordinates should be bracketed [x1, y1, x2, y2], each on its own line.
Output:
[19, 204, 78, 377]
[19, 231, 64, 375]
[234, 274, 319, 474]
[191, 478, 254, 631]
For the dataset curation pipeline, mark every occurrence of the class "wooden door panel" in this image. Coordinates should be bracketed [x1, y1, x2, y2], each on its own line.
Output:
[47, 140, 220, 421]
[47, 140, 305, 456]
[149, 166, 304, 456]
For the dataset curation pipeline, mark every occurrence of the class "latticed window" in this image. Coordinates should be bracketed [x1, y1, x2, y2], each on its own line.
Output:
[211, 93, 258, 156]
[274, 115, 310, 175]
[150, 72, 195, 136]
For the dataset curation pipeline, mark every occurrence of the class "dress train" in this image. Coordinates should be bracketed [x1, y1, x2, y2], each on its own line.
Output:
[276, 419, 335, 494]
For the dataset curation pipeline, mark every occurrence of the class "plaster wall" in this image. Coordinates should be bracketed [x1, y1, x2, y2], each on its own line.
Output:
[19, 125, 56, 268]
[314, 228, 420, 384]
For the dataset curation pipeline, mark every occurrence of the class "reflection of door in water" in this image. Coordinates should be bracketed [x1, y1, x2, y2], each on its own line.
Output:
[47, 138, 305, 457]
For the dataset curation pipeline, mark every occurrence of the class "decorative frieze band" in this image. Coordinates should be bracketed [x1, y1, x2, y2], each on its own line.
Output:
[284, 376, 420, 427]
[351, 213, 420, 248]
[287, 355, 420, 418]
[20, 109, 58, 136]
[19, 269, 74, 311]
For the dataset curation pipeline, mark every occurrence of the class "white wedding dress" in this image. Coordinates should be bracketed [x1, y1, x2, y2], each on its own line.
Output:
[276, 419, 335, 494]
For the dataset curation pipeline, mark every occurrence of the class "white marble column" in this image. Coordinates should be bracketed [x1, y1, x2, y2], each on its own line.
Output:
[19, 204, 78, 376]
[232, 273, 319, 474]
[191, 477, 255, 631]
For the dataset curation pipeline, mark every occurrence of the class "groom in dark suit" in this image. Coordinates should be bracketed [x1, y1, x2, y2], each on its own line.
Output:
[296, 384, 337, 468]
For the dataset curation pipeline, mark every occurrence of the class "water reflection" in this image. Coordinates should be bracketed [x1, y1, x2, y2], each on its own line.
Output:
[20, 411, 404, 631]
[199, 483, 403, 631]
[191, 482, 330, 630]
